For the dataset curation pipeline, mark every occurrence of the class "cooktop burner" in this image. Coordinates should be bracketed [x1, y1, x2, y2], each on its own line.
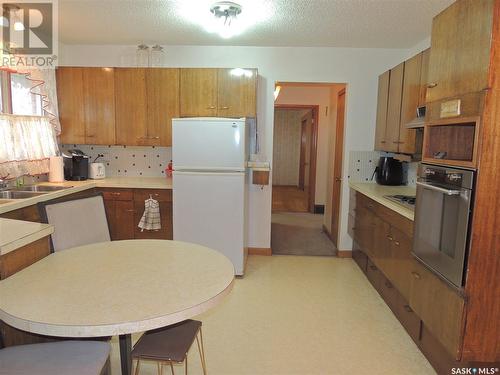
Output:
[384, 194, 416, 209]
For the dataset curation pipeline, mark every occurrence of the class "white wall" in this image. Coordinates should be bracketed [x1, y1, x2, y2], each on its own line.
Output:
[59, 44, 410, 251]
[275, 86, 331, 205]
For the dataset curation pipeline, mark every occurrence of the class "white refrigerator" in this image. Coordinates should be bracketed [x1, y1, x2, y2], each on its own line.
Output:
[172, 118, 249, 275]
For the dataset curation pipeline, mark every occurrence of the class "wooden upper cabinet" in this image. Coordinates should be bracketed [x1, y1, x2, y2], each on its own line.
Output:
[399, 53, 422, 154]
[217, 68, 257, 118]
[374, 71, 390, 150]
[82, 68, 116, 145]
[56, 67, 85, 144]
[179, 68, 218, 117]
[426, 0, 495, 103]
[385, 62, 404, 152]
[418, 48, 430, 107]
[114, 68, 148, 145]
[146, 68, 180, 146]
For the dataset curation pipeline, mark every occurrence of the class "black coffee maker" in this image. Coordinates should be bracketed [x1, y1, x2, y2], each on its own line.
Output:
[372, 157, 404, 185]
[63, 149, 90, 181]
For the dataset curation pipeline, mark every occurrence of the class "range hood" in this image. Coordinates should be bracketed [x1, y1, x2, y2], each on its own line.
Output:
[405, 105, 426, 129]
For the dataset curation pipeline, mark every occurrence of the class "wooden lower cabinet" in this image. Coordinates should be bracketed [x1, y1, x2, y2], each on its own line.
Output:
[350, 189, 467, 372]
[100, 188, 173, 241]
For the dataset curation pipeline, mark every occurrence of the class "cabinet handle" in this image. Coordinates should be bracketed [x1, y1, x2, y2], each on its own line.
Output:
[87, 135, 96, 138]
[366, 204, 373, 209]
[351, 227, 356, 230]
[207, 106, 216, 109]
[111, 192, 121, 196]
[138, 136, 160, 140]
[126, 209, 136, 213]
[380, 140, 386, 144]
[411, 271, 421, 279]
[385, 281, 393, 289]
[403, 305, 413, 313]
[369, 265, 377, 271]
[387, 235, 393, 241]
[219, 106, 230, 110]
[335, 177, 342, 182]
[427, 82, 438, 88]
[393, 141, 404, 144]
[394, 241, 400, 246]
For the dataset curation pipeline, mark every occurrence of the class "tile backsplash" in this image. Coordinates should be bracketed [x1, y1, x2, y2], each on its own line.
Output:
[60, 145, 172, 177]
[348, 150, 418, 186]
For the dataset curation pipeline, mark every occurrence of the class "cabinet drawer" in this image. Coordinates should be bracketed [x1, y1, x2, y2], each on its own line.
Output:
[378, 277, 399, 314]
[409, 259, 465, 359]
[101, 189, 133, 201]
[352, 244, 368, 274]
[395, 293, 421, 344]
[133, 189, 172, 202]
[366, 259, 382, 291]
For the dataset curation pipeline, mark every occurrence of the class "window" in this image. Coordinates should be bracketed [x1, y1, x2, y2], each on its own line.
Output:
[0, 71, 44, 116]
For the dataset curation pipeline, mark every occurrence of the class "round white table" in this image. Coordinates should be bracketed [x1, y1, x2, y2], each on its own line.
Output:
[0, 240, 235, 375]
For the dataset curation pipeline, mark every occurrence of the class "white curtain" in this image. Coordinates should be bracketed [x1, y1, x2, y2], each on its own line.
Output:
[0, 115, 59, 179]
[22, 69, 61, 135]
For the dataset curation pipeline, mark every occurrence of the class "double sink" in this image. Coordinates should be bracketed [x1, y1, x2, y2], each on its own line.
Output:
[0, 185, 72, 200]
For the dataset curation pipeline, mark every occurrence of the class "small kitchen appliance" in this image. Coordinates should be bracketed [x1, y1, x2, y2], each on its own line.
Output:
[89, 162, 106, 179]
[373, 157, 404, 186]
[63, 149, 90, 181]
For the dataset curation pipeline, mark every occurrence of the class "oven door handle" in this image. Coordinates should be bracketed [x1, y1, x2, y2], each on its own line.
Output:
[416, 181, 461, 196]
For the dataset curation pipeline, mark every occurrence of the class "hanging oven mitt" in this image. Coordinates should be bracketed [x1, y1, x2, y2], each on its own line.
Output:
[138, 197, 161, 232]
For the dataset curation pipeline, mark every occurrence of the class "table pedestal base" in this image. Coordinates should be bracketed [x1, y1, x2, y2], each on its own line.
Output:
[119, 334, 132, 375]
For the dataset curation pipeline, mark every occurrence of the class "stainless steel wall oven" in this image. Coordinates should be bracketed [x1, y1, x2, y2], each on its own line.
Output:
[412, 164, 475, 287]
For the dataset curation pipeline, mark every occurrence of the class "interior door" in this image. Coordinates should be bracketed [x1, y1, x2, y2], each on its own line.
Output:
[330, 89, 346, 246]
[298, 119, 308, 190]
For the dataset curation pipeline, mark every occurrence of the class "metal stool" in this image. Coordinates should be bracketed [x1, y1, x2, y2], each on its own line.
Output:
[132, 320, 207, 375]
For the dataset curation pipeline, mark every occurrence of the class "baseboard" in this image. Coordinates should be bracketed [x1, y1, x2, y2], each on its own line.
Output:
[314, 205, 325, 214]
[248, 247, 272, 256]
[337, 250, 352, 258]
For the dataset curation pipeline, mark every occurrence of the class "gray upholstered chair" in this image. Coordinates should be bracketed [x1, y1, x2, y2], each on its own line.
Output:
[0, 341, 111, 375]
[38, 194, 111, 252]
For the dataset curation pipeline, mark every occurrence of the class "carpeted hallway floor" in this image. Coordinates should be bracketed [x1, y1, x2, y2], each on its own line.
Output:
[271, 213, 336, 256]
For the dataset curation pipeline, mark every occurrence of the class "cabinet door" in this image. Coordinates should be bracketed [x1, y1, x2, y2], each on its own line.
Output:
[372, 216, 391, 272]
[146, 68, 180, 146]
[385, 63, 404, 152]
[374, 71, 390, 150]
[388, 226, 413, 301]
[82, 68, 116, 145]
[426, 0, 494, 103]
[114, 200, 136, 240]
[399, 53, 422, 154]
[217, 68, 257, 118]
[418, 48, 430, 107]
[409, 259, 465, 359]
[56, 67, 85, 144]
[133, 189, 173, 240]
[179, 68, 218, 117]
[115, 68, 148, 145]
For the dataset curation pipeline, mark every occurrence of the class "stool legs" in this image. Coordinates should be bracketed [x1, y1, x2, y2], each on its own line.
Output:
[195, 328, 207, 375]
[134, 359, 141, 375]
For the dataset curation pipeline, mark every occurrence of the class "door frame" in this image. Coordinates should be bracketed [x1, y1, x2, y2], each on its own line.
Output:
[274, 104, 319, 213]
[330, 88, 346, 246]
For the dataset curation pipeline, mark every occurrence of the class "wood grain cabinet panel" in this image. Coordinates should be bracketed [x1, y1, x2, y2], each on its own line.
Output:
[409, 259, 465, 359]
[418, 48, 430, 107]
[114, 68, 148, 146]
[56, 67, 86, 144]
[217, 68, 257, 117]
[387, 226, 413, 301]
[179, 68, 218, 117]
[399, 53, 422, 154]
[374, 71, 390, 150]
[426, 0, 495, 103]
[82, 68, 116, 145]
[146, 68, 180, 146]
[385, 62, 404, 152]
[101, 188, 135, 240]
[0, 237, 50, 280]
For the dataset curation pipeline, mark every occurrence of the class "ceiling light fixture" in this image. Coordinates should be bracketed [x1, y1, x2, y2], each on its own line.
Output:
[209, 1, 242, 39]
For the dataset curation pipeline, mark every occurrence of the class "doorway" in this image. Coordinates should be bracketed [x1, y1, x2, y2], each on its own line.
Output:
[272, 105, 318, 213]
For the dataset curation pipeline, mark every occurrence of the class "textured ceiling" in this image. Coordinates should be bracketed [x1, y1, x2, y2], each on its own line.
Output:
[58, 0, 454, 48]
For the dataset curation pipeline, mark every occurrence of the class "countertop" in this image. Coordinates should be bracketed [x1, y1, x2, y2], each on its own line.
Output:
[0, 218, 54, 255]
[0, 177, 172, 215]
[349, 182, 416, 221]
